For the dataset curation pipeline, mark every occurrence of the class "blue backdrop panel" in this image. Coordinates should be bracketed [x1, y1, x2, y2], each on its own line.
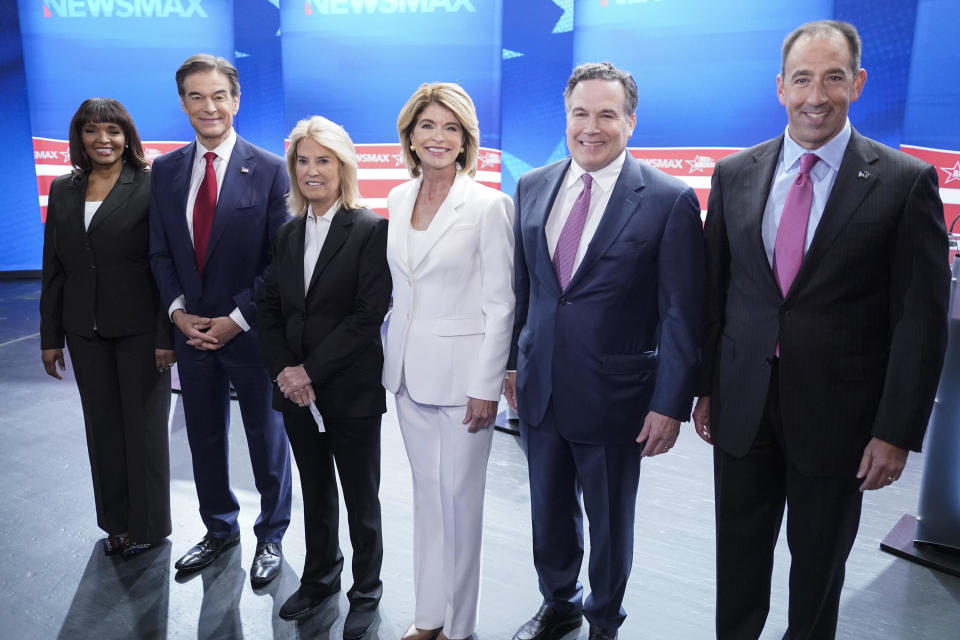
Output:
[18, 0, 235, 142]
[902, 0, 960, 149]
[280, 0, 502, 147]
[0, 2, 43, 272]
[573, 0, 831, 148]
[234, 0, 285, 156]
[835, 0, 918, 148]
[500, 0, 572, 196]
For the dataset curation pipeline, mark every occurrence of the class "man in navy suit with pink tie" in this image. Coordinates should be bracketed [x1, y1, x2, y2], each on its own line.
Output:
[150, 54, 292, 585]
[504, 62, 705, 640]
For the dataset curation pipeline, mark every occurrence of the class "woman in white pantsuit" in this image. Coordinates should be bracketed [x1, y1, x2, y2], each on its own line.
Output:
[383, 83, 515, 640]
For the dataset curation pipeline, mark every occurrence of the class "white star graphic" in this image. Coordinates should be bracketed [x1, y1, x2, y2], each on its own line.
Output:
[478, 152, 498, 169]
[941, 161, 960, 186]
[552, 0, 573, 34]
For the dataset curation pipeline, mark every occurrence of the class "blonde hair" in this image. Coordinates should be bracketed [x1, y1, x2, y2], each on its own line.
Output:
[396, 82, 479, 178]
[285, 116, 362, 216]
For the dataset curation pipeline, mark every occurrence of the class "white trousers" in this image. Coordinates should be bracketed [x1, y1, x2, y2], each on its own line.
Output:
[395, 386, 495, 639]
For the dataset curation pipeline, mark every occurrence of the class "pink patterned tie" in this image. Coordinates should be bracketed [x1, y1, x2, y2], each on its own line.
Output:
[553, 173, 593, 290]
[774, 152, 820, 296]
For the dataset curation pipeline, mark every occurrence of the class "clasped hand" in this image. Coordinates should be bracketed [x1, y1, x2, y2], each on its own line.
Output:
[276, 365, 315, 407]
[172, 310, 241, 351]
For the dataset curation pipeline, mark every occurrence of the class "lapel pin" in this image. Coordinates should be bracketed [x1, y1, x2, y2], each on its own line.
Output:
[857, 170, 870, 179]
[240, 167, 249, 174]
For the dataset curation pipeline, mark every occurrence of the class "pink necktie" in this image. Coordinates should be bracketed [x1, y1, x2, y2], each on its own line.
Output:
[774, 152, 820, 296]
[553, 173, 593, 290]
[193, 151, 217, 274]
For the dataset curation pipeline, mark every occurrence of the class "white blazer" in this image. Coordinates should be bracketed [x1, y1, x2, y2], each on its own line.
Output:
[382, 172, 515, 406]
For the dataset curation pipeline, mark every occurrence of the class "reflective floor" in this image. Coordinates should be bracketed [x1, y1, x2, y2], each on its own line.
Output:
[1, 279, 958, 639]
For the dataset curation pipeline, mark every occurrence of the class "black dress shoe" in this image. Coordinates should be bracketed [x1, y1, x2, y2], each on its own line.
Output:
[174, 533, 240, 572]
[279, 587, 334, 620]
[588, 626, 617, 640]
[343, 606, 378, 639]
[102, 534, 128, 556]
[122, 540, 159, 559]
[512, 604, 582, 640]
[250, 541, 282, 586]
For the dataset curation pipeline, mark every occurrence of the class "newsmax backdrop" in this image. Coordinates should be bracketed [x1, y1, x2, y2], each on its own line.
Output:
[1, 0, 958, 271]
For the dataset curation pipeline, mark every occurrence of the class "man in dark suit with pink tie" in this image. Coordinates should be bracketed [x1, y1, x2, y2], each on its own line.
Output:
[694, 21, 950, 639]
[150, 54, 292, 586]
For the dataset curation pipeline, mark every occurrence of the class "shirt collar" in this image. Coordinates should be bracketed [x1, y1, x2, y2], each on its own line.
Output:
[307, 200, 340, 223]
[566, 149, 627, 193]
[782, 119, 851, 175]
[196, 128, 237, 164]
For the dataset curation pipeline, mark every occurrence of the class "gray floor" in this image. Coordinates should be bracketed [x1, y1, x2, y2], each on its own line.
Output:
[1, 278, 958, 639]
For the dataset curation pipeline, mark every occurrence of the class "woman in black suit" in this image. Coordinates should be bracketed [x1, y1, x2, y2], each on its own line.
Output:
[256, 116, 392, 639]
[39, 98, 174, 558]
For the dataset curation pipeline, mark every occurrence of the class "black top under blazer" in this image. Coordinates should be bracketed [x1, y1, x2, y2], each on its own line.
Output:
[256, 206, 392, 418]
[40, 164, 173, 350]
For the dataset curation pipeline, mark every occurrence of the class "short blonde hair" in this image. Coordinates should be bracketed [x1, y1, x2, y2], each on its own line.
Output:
[396, 82, 479, 178]
[285, 116, 362, 216]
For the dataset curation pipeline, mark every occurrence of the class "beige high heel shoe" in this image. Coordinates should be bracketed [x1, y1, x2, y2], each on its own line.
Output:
[401, 623, 441, 640]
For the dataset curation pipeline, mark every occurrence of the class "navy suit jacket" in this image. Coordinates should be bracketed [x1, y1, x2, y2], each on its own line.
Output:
[149, 135, 289, 354]
[509, 154, 705, 445]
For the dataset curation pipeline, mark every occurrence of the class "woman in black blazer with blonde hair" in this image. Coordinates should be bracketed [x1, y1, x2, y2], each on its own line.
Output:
[256, 115, 391, 639]
[39, 98, 174, 558]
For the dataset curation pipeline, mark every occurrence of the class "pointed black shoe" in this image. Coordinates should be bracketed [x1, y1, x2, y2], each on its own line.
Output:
[250, 541, 282, 586]
[512, 604, 582, 640]
[343, 606, 378, 639]
[174, 533, 240, 572]
[588, 626, 617, 640]
[279, 587, 334, 621]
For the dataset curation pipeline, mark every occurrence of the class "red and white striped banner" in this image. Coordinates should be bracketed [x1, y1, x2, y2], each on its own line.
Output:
[33, 137, 187, 222]
[901, 144, 960, 234]
[629, 147, 742, 219]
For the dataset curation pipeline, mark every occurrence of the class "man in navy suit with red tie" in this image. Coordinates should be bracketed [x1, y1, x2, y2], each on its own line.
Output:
[150, 54, 292, 585]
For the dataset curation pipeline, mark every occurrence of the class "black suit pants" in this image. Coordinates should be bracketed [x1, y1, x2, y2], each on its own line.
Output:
[283, 411, 384, 610]
[66, 331, 172, 541]
[714, 362, 863, 640]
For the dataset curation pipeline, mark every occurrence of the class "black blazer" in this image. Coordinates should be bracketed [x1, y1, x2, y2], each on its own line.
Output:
[699, 129, 950, 475]
[40, 165, 173, 350]
[256, 206, 392, 418]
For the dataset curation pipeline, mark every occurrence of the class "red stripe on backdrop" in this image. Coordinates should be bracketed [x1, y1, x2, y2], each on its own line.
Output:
[901, 145, 960, 234]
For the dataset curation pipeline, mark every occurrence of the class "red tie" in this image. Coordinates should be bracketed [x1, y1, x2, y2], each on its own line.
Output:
[193, 151, 217, 274]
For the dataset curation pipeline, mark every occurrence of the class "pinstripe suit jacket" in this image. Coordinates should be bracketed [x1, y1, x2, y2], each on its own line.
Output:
[699, 129, 950, 475]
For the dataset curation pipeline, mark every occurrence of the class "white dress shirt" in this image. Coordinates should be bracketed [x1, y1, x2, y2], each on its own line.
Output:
[762, 120, 852, 266]
[303, 201, 339, 296]
[167, 129, 249, 330]
[545, 150, 627, 276]
[83, 201, 101, 231]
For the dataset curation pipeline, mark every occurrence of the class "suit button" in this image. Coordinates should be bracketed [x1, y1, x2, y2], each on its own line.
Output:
[559, 297, 568, 305]
[90, 265, 96, 270]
